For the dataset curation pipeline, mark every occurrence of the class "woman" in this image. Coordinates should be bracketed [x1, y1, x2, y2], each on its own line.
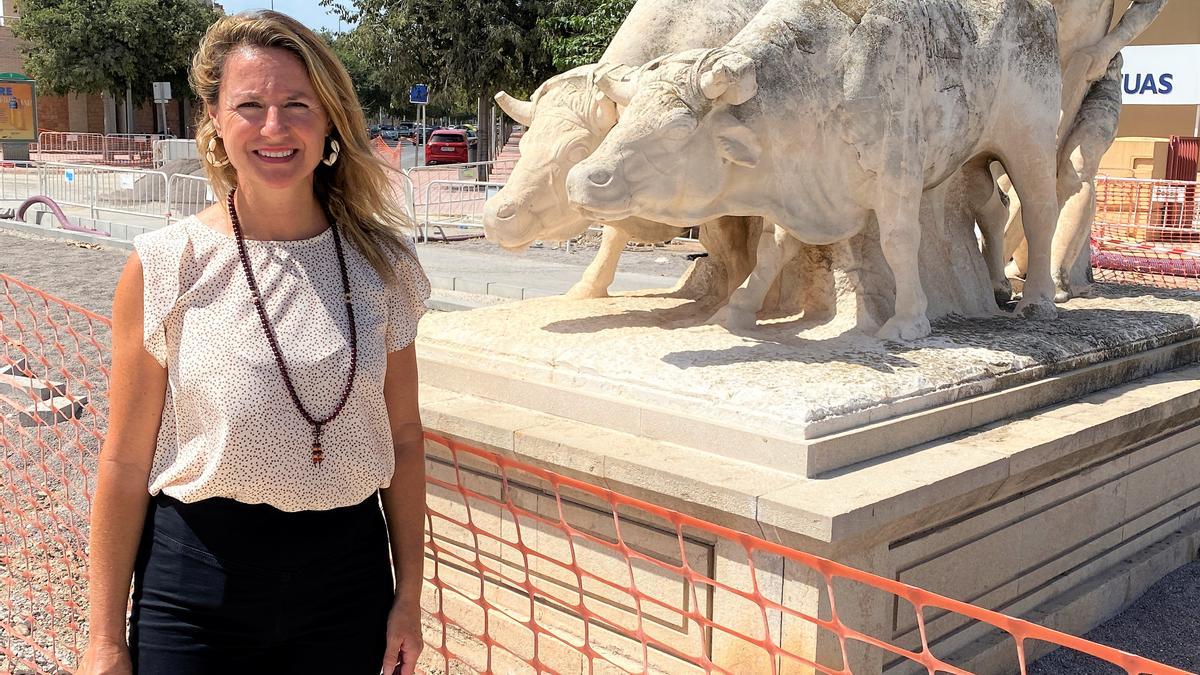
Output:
[78, 10, 430, 675]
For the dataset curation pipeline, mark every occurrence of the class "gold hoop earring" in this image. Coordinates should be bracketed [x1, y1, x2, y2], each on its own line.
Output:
[322, 138, 340, 167]
[206, 137, 229, 168]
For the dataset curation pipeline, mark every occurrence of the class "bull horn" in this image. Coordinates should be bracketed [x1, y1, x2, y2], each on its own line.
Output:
[594, 67, 639, 107]
[495, 91, 534, 126]
[699, 52, 758, 105]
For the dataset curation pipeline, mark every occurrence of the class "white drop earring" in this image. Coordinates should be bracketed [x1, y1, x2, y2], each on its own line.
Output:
[206, 137, 229, 167]
[322, 138, 340, 166]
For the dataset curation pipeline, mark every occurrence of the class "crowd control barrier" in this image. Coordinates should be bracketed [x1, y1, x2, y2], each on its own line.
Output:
[1, 274, 1192, 674]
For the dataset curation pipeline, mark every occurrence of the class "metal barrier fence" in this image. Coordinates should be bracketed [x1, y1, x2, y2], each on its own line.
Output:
[0, 273, 1193, 675]
[33, 133, 173, 169]
[419, 179, 504, 241]
[1091, 176, 1200, 289]
[34, 162, 170, 226]
[165, 172, 214, 223]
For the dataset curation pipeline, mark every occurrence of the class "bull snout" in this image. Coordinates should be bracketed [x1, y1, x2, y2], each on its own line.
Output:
[565, 160, 632, 219]
[483, 195, 540, 250]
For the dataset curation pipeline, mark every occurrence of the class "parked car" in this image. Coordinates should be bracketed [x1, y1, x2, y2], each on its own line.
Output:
[368, 124, 381, 139]
[397, 123, 415, 139]
[424, 129, 469, 165]
[379, 125, 399, 142]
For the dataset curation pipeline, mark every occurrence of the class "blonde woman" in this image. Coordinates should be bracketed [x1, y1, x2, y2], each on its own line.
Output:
[77, 11, 430, 675]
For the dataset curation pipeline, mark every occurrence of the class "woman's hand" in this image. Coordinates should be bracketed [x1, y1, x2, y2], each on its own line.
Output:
[381, 597, 423, 675]
[76, 637, 132, 675]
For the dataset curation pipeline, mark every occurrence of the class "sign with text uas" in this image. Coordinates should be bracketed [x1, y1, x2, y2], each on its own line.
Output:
[0, 80, 36, 142]
[1120, 44, 1200, 105]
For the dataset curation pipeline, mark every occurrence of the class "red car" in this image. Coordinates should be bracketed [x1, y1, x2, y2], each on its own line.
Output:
[424, 129, 469, 165]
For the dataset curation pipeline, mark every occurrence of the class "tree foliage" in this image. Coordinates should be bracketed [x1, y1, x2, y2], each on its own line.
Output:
[13, 0, 220, 98]
[324, 0, 556, 98]
[540, 0, 634, 70]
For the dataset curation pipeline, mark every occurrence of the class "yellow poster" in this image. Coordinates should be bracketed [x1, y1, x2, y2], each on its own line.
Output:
[0, 81, 36, 142]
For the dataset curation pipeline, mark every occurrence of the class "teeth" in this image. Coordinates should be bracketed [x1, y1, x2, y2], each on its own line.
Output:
[258, 150, 295, 158]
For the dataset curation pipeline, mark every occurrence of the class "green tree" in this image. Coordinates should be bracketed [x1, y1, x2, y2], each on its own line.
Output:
[13, 0, 219, 103]
[325, 0, 556, 165]
[540, 0, 634, 70]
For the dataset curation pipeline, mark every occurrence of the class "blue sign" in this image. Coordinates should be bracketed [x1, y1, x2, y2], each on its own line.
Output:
[64, 169, 75, 184]
[409, 84, 429, 105]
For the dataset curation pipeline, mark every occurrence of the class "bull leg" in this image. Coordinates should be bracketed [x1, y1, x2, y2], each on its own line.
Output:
[964, 159, 1013, 306]
[1052, 144, 1091, 302]
[875, 191, 931, 341]
[708, 224, 801, 331]
[1002, 145, 1060, 320]
[565, 225, 625, 299]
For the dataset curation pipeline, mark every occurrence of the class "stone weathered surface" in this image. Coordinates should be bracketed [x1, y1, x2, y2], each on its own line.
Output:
[419, 284, 1200, 475]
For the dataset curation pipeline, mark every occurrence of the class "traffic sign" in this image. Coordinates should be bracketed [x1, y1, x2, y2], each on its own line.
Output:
[152, 81, 172, 103]
[409, 84, 429, 105]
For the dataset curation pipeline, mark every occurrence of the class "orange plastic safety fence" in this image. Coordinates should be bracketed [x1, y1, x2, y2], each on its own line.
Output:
[1091, 176, 1200, 290]
[1, 275, 109, 674]
[0, 274, 1192, 675]
[420, 432, 1191, 675]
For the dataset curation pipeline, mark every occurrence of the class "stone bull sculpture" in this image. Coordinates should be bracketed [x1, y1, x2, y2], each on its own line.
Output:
[483, 0, 772, 303]
[567, 0, 1064, 340]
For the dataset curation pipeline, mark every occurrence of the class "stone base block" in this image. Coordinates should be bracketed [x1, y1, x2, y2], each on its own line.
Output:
[416, 286, 1200, 673]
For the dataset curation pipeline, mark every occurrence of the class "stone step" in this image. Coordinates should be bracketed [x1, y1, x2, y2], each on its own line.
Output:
[18, 395, 87, 427]
[0, 357, 30, 377]
[0, 372, 68, 401]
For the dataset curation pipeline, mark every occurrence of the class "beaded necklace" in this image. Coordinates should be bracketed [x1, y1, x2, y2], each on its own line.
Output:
[227, 188, 358, 466]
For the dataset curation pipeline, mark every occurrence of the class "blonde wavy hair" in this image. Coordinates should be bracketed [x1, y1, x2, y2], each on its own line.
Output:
[190, 10, 415, 282]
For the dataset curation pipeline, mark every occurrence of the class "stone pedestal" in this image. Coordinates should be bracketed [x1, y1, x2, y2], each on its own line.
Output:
[416, 285, 1200, 673]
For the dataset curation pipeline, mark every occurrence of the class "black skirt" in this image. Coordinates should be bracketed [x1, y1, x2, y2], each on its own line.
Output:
[129, 491, 395, 675]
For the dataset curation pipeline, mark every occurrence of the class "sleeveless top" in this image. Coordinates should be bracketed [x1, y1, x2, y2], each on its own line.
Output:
[132, 216, 431, 512]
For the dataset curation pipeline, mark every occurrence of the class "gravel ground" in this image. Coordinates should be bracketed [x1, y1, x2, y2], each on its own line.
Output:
[1029, 561, 1200, 673]
[2, 228, 1198, 674]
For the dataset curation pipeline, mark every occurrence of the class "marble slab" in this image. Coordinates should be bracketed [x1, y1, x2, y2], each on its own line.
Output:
[417, 283, 1200, 476]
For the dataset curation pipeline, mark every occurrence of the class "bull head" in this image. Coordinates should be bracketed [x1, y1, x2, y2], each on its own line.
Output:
[495, 91, 534, 126]
[699, 52, 758, 105]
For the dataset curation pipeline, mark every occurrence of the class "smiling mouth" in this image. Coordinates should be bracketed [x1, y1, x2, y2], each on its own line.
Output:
[254, 149, 297, 159]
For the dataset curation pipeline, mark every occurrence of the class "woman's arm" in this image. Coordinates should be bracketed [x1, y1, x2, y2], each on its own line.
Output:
[379, 343, 426, 675]
[78, 254, 167, 672]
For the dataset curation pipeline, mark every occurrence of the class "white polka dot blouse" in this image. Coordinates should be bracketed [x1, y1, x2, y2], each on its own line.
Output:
[132, 216, 431, 512]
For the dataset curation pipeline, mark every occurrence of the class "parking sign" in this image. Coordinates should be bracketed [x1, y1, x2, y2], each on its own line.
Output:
[409, 84, 429, 105]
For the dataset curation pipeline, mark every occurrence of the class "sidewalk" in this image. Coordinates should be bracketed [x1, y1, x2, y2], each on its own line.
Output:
[0, 220, 690, 315]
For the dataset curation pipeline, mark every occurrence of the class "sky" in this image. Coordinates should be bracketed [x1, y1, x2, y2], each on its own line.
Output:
[217, 1, 351, 33]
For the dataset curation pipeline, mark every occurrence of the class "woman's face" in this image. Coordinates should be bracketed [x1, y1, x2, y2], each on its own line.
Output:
[210, 46, 331, 193]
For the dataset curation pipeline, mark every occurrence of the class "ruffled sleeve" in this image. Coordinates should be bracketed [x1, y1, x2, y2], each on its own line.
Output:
[132, 224, 191, 367]
[384, 235, 431, 352]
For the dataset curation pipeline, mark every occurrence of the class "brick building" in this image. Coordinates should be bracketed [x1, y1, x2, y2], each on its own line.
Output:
[0, 0, 193, 138]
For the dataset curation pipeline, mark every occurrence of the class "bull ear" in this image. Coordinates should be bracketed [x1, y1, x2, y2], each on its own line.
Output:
[699, 52, 757, 105]
[495, 91, 534, 126]
[594, 65, 639, 107]
[713, 111, 761, 168]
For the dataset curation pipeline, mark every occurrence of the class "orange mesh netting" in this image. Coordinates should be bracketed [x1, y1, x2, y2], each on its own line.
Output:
[1091, 177, 1200, 290]
[0, 274, 1193, 675]
[1, 275, 108, 674]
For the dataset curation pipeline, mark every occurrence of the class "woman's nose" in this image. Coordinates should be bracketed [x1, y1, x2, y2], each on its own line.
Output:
[261, 106, 287, 135]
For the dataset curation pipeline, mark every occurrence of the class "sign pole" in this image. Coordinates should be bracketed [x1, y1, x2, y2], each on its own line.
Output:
[409, 83, 429, 169]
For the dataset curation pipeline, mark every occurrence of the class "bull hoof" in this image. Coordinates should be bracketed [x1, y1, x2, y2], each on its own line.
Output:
[1053, 285, 1071, 304]
[993, 282, 1014, 308]
[876, 315, 932, 342]
[564, 283, 609, 300]
[1015, 297, 1058, 320]
[707, 306, 758, 331]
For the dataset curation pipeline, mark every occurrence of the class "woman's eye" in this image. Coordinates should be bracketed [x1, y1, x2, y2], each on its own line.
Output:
[286, 102, 309, 109]
[238, 102, 262, 109]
